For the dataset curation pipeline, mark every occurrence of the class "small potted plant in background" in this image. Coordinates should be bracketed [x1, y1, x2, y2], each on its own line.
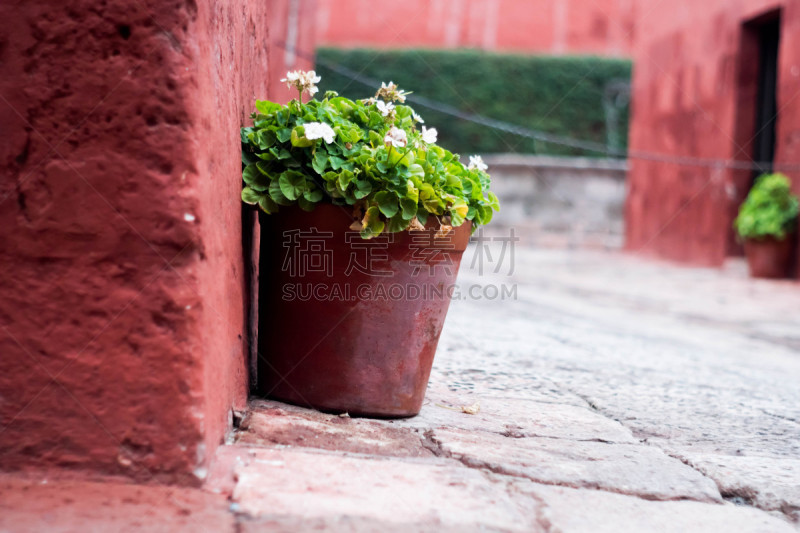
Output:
[734, 172, 798, 279]
[241, 71, 499, 417]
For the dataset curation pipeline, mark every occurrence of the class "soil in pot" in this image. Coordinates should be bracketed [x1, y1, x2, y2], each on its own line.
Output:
[743, 236, 796, 279]
[256, 204, 471, 418]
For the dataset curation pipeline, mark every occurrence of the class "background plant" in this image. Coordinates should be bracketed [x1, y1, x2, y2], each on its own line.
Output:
[315, 48, 632, 157]
[734, 173, 799, 240]
[241, 77, 500, 239]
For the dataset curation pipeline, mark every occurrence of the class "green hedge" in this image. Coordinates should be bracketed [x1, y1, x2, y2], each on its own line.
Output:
[315, 48, 631, 157]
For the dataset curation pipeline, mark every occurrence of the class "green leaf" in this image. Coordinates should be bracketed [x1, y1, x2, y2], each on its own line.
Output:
[400, 197, 417, 220]
[337, 169, 355, 190]
[329, 156, 346, 170]
[346, 127, 362, 144]
[276, 128, 292, 143]
[486, 191, 501, 211]
[368, 130, 383, 147]
[304, 188, 324, 202]
[368, 111, 384, 129]
[290, 127, 314, 148]
[275, 109, 289, 127]
[258, 195, 279, 214]
[354, 179, 372, 199]
[312, 151, 328, 175]
[241, 186, 262, 205]
[279, 170, 307, 201]
[242, 149, 258, 166]
[242, 163, 260, 183]
[419, 184, 442, 213]
[256, 129, 277, 150]
[388, 147, 412, 167]
[270, 147, 292, 160]
[386, 213, 409, 233]
[408, 163, 425, 178]
[255, 161, 272, 175]
[243, 164, 271, 191]
[269, 179, 293, 206]
[374, 191, 399, 218]
[255, 100, 282, 115]
[297, 196, 317, 212]
[450, 198, 468, 226]
[361, 206, 385, 239]
[406, 181, 419, 203]
[474, 204, 493, 225]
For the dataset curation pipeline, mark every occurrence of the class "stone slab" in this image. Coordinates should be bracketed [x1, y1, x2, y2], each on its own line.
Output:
[229, 447, 543, 531]
[395, 387, 636, 443]
[678, 453, 800, 522]
[236, 400, 433, 457]
[429, 428, 722, 502]
[526, 483, 796, 533]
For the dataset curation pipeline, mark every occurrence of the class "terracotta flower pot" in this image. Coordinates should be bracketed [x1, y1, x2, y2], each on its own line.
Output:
[743, 236, 796, 279]
[257, 204, 471, 417]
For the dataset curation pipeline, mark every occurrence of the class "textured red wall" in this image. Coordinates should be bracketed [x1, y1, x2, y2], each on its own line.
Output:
[315, 0, 635, 56]
[625, 0, 800, 268]
[0, 0, 314, 484]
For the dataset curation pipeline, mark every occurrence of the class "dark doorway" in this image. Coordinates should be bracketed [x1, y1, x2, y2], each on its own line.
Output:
[728, 9, 782, 255]
[751, 15, 780, 178]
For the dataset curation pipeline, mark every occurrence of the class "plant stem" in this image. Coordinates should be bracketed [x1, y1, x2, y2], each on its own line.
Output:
[392, 150, 410, 169]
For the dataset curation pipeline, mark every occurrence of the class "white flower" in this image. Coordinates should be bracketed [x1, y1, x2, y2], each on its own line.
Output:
[376, 100, 395, 117]
[301, 70, 321, 85]
[282, 71, 300, 83]
[376, 81, 410, 103]
[303, 122, 335, 144]
[412, 111, 424, 123]
[468, 155, 488, 171]
[384, 126, 408, 148]
[421, 126, 438, 144]
[281, 70, 321, 98]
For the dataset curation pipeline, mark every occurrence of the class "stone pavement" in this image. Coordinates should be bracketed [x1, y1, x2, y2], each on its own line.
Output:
[210, 247, 800, 531]
[3, 247, 800, 532]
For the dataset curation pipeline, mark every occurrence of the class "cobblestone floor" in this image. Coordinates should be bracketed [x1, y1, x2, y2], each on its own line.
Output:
[213, 247, 800, 531]
[3, 247, 799, 532]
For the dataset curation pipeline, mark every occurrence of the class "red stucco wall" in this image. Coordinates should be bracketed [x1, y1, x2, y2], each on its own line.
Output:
[625, 0, 800, 268]
[315, 0, 635, 56]
[0, 0, 314, 484]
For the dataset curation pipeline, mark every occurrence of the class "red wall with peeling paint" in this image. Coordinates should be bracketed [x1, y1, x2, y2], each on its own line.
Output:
[625, 0, 800, 270]
[0, 0, 314, 484]
[315, 0, 635, 56]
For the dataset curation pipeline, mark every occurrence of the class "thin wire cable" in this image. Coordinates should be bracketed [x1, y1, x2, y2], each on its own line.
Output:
[277, 41, 800, 172]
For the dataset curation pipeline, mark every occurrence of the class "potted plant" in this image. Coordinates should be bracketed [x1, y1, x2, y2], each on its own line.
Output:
[733, 172, 798, 279]
[240, 71, 500, 417]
